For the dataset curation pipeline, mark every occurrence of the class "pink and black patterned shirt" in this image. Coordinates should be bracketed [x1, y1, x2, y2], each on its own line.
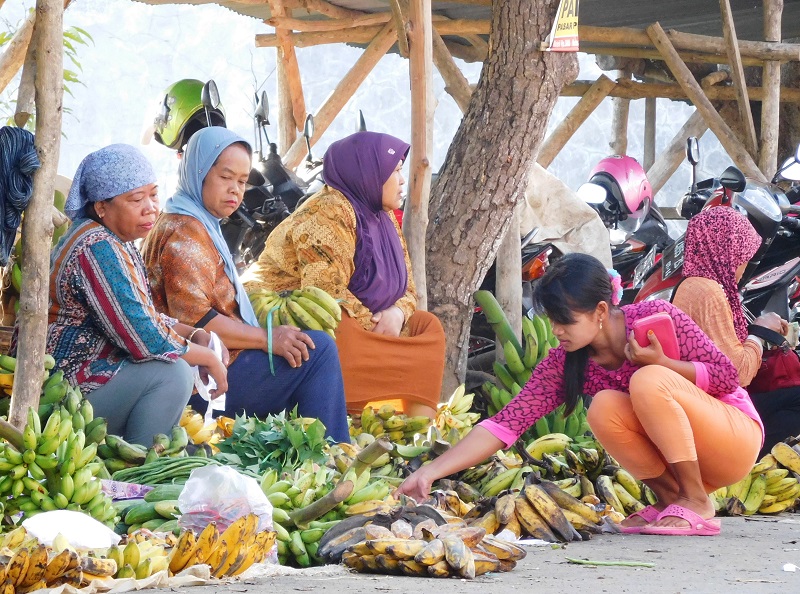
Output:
[480, 300, 763, 446]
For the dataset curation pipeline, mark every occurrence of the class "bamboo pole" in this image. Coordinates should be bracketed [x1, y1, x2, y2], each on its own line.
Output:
[644, 97, 656, 170]
[646, 22, 766, 182]
[432, 28, 472, 113]
[268, 0, 307, 133]
[581, 44, 764, 67]
[537, 74, 617, 169]
[0, 10, 35, 96]
[580, 25, 800, 62]
[12, 0, 63, 430]
[609, 73, 630, 155]
[276, 58, 297, 153]
[719, 0, 758, 159]
[760, 0, 783, 177]
[282, 22, 396, 168]
[647, 111, 709, 195]
[405, 0, 434, 309]
[388, 0, 409, 58]
[560, 79, 800, 103]
[255, 18, 488, 47]
[495, 205, 522, 350]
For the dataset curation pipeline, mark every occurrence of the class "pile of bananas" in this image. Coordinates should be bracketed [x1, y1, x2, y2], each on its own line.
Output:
[351, 404, 431, 445]
[179, 407, 219, 447]
[0, 527, 122, 592]
[433, 385, 481, 439]
[167, 514, 276, 578]
[248, 286, 341, 337]
[105, 536, 170, 580]
[112, 484, 183, 535]
[711, 441, 800, 516]
[0, 396, 115, 525]
[97, 425, 196, 474]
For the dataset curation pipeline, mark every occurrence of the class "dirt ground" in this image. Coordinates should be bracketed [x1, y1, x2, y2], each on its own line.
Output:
[170, 514, 800, 594]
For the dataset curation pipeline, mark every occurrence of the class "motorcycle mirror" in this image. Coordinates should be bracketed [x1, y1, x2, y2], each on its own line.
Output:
[719, 166, 747, 192]
[247, 167, 266, 187]
[201, 80, 221, 110]
[778, 157, 800, 182]
[255, 90, 270, 125]
[576, 182, 607, 205]
[357, 110, 367, 132]
[796, 142, 800, 162]
[303, 114, 314, 162]
[687, 137, 700, 194]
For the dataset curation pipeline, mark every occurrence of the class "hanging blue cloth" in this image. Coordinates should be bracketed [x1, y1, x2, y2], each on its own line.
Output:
[0, 127, 39, 265]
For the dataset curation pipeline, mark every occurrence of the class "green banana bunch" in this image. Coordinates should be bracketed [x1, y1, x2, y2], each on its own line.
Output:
[249, 286, 342, 338]
[353, 403, 432, 444]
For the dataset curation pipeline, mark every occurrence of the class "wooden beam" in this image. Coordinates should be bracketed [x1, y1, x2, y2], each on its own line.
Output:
[580, 25, 800, 62]
[719, 0, 758, 158]
[432, 28, 472, 113]
[646, 22, 766, 182]
[759, 0, 783, 177]
[13, 0, 63, 430]
[388, 0, 409, 58]
[643, 97, 656, 170]
[255, 18, 489, 47]
[462, 34, 489, 57]
[560, 79, 800, 103]
[405, 0, 434, 309]
[581, 43, 765, 67]
[267, 13, 390, 32]
[0, 10, 35, 96]
[282, 22, 396, 168]
[609, 92, 630, 155]
[268, 0, 307, 132]
[537, 74, 617, 168]
[647, 110, 709, 194]
[298, 0, 363, 19]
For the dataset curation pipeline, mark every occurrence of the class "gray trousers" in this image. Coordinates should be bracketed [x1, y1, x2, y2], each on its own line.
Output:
[87, 359, 193, 446]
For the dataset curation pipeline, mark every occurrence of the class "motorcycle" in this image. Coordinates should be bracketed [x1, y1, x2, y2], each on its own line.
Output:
[634, 138, 800, 324]
[577, 155, 673, 303]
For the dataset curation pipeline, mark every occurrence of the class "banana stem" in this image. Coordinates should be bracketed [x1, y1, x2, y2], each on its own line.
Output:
[565, 557, 655, 568]
[513, 440, 550, 472]
[289, 479, 354, 527]
[348, 438, 393, 476]
[0, 419, 24, 451]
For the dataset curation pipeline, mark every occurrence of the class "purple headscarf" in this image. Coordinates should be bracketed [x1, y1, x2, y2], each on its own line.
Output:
[323, 132, 410, 314]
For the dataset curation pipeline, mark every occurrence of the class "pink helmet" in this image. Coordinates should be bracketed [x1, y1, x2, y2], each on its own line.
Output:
[580, 155, 653, 234]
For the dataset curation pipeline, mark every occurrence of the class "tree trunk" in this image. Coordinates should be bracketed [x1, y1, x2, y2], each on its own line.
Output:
[425, 0, 578, 399]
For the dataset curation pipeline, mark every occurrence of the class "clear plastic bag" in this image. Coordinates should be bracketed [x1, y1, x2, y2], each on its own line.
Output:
[178, 465, 273, 533]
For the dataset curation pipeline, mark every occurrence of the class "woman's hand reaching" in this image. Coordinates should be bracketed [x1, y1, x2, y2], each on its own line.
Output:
[753, 312, 789, 336]
[269, 325, 316, 367]
[394, 467, 435, 502]
[371, 306, 404, 337]
[199, 357, 228, 398]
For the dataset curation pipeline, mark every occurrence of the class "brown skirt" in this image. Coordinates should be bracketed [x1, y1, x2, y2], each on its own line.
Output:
[335, 310, 446, 414]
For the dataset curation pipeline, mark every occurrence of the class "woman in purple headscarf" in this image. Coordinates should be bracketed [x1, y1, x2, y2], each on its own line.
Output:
[246, 131, 446, 417]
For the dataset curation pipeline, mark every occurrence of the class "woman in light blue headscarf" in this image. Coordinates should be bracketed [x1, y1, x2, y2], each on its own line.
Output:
[41, 144, 228, 446]
[142, 127, 349, 442]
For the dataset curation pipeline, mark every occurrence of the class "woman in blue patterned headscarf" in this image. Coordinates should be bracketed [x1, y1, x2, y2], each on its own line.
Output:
[43, 144, 228, 445]
[141, 127, 349, 442]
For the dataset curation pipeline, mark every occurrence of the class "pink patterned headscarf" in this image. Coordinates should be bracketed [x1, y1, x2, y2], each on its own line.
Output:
[683, 208, 761, 341]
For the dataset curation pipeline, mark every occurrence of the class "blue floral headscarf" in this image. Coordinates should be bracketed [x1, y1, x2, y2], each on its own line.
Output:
[163, 127, 258, 326]
[65, 144, 156, 220]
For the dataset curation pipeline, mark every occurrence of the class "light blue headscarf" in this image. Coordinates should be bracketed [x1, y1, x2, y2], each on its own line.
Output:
[65, 144, 156, 220]
[163, 127, 258, 326]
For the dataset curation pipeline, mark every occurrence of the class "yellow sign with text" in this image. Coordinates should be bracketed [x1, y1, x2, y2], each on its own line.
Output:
[542, 0, 579, 52]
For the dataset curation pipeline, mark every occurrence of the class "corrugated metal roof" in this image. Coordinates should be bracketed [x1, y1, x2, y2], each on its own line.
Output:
[133, 0, 800, 43]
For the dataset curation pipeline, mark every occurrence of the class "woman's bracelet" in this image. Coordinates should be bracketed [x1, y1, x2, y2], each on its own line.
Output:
[187, 327, 203, 344]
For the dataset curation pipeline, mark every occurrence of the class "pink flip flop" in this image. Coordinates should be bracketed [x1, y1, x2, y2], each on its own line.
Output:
[618, 505, 660, 534]
[640, 504, 721, 536]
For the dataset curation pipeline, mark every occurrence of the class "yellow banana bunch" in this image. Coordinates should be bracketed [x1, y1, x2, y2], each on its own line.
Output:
[179, 407, 219, 447]
[249, 286, 341, 337]
[433, 385, 480, 442]
[352, 403, 432, 445]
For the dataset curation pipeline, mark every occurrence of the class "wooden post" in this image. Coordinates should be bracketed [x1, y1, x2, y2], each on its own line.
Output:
[12, 0, 63, 430]
[276, 57, 297, 153]
[388, 0, 410, 58]
[760, 0, 783, 177]
[432, 28, 472, 113]
[609, 73, 630, 155]
[643, 97, 656, 170]
[537, 74, 616, 168]
[405, 0, 434, 309]
[647, 110, 709, 195]
[282, 22, 396, 168]
[646, 22, 766, 182]
[495, 204, 522, 350]
[0, 10, 35, 96]
[560, 79, 800, 103]
[269, 0, 307, 133]
[582, 44, 765, 67]
[719, 0, 758, 159]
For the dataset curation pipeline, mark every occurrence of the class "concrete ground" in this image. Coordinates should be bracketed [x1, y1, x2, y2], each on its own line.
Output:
[171, 514, 800, 594]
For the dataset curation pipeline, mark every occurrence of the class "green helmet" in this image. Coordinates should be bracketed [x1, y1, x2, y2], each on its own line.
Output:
[153, 79, 226, 150]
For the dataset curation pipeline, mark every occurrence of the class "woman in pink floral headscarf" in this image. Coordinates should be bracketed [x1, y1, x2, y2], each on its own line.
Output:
[673, 207, 796, 456]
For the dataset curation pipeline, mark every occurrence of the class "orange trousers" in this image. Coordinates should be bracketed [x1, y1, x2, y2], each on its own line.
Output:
[587, 366, 761, 492]
[335, 310, 446, 415]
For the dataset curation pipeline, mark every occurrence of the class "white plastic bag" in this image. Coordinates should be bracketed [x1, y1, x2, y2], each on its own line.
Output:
[192, 331, 226, 423]
[22, 510, 121, 549]
[178, 465, 273, 533]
